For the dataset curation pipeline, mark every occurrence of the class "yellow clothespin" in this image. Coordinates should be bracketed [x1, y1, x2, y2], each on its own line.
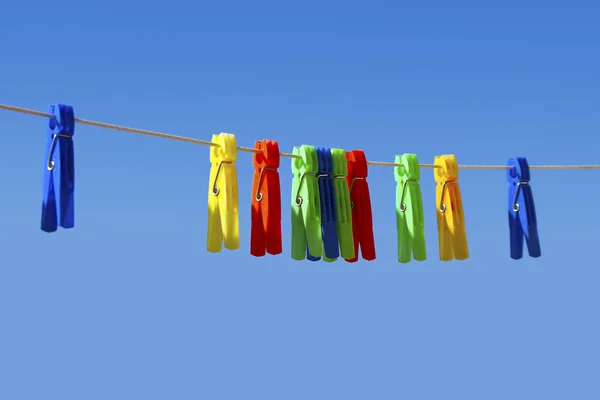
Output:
[433, 155, 469, 261]
[207, 133, 240, 253]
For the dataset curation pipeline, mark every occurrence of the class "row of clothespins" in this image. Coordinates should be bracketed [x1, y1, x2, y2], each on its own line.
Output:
[42, 105, 541, 262]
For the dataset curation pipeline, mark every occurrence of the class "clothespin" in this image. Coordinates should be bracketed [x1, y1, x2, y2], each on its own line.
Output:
[291, 145, 323, 261]
[207, 133, 240, 253]
[307, 147, 340, 262]
[331, 148, 355, 260]
[345, 150, 376, 262]
[394, 154, 426, 263]
[507, 157, 541, 260]
[250, 139, 282, 257]
[433, 155, 469, 261]
[41, 103, 75, 233]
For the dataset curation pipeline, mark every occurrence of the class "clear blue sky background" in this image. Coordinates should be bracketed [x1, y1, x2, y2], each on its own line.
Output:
[1, 1, 599, 399]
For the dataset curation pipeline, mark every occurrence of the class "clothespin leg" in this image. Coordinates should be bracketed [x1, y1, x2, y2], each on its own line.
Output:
[356, 189, 376, 261]
[412, 229, 427, 261]
[525, 227, 542, 258]
[396, 211, 411, 264]
[508, 210, 524, 260]
[41, 166, 58, 232]
[265, 217, 283, 255]
[437, 214, 453, 261]
[449, 187, 469, 260]
[250, 192, 266, 257]
[264, 177, 283, 256]
[291, 183, 307, 260]
[436, 185, 453, 261]
[57, 140, 75, 228]
[207, 169, 224, 253]
[344, 208, 360, 263]
[518, 193, 541, 258]
[302, 198, 323, 258]
[410, 187, 427, 262]
[221, 167, 240, 250]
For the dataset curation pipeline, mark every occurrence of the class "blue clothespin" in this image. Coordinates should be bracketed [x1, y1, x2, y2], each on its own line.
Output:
[507, 157, 541, 259]
[41, 104, 75, 233]
[307, 147, 340, 262]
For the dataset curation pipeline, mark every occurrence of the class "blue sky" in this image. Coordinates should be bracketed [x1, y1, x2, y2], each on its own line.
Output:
[1, 1, 600, 399]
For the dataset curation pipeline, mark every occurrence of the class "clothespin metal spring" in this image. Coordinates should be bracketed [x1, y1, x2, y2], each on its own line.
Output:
[348, 177, 364, 209]
[398, 178, 417, 212]
[295, 172, 316, 206]
[439, 180, 457, 213]
[255, 166, 276, 201]
[46, 133, 72, 171]
[512, 181, 529, 212]
[212, 160, 232, 196]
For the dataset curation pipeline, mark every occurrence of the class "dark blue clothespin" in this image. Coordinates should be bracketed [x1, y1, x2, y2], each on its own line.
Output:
[41, 104, 75, 233]
[507, 157, 541, 259]
[307, 147, 340, 262]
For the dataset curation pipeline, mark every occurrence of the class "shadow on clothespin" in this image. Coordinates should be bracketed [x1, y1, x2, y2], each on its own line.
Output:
[345, 150, 376, 262]
[250, 139, 282, 257]
[41, 104, 75, 233]
[291, 145, 322, 261]
[434, 154, 469, 261]
[395, 153, 426, 263]
[507, 157, 541, 260]
[207, 133, 240, 253]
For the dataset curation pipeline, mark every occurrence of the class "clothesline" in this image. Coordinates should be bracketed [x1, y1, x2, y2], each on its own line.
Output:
[2, 103, 600, 170]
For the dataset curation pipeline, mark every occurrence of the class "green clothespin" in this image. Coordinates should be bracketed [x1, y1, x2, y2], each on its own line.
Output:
[395, 153, 427, 263]
[291, 145, 323, 260]
[327, 148, 355, 261]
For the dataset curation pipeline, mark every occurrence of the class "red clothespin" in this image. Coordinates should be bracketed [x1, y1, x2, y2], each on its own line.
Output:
[250, 139, 282, 257]
[345, 150, 376, 262]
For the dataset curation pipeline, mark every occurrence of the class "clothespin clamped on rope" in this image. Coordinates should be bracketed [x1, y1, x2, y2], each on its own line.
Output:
[307, 147, 340, 262]
[394, 154, 426, 263]
[507, 157, 541, 260]
[434, 155, 469, 261]
[41, 103, 75, 233]
[250, 139, 282, 257]
[345, 150, 376, 262]
[291, 145, 323, 260]
[331, 148, 355, 260]
[207, 133, 240, 253]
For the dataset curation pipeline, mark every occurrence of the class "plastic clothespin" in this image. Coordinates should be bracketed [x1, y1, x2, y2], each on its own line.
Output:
[307, 147, 340, 262]
[207, 133, 240, 253]
[250, 139, 282, 257]
[41, 104, 75, 233]
[507, 157, 541, 260]
[433, 155, 469, 261]
[291, 145, 323, 261]
[394, 154, 426, 263]
[345, 150, 376, 263]
[331, 148, 355, 260]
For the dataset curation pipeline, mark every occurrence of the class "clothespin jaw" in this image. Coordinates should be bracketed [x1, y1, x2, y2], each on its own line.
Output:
[394, 154, 426, 263]
[331, 148, 355, 260]
[345, 150, 376, 262]
[207, 133, 240, 253]
[41, 103, 75, 233]
[307, 147, 340, 262]
[291, 145, 322, 260]
[250, 139, 282, 257]
[507, 157, 541, 259]
[433, 155, 469, 261]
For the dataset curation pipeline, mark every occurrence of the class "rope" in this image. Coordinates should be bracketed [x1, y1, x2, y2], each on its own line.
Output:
[3, 103, 600, 170]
